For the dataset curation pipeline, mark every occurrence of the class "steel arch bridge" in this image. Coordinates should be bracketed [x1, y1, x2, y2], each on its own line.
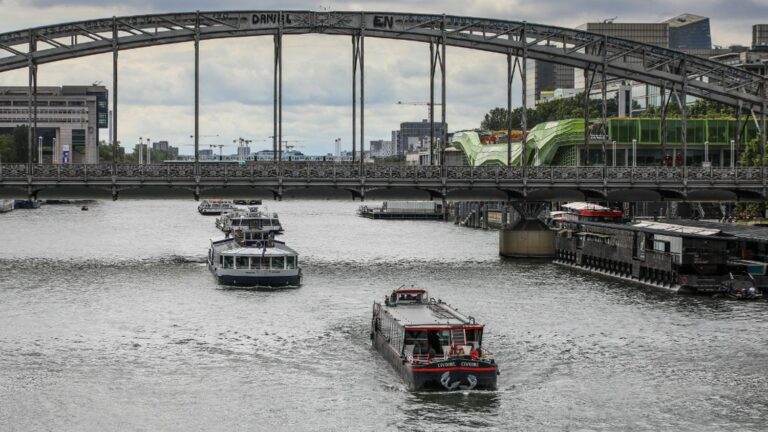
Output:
[0, 10, 766, 198]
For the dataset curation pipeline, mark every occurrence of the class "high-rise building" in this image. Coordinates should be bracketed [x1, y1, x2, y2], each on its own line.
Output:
[0, 85, 108, 164]
[369, 139, 395, 158]
[526, 61, 575, 107]
[754, 24, 768, 49]
[666, 14, 712, 50]
[397, 119, 447, 155]
[579, 21, 669, 48]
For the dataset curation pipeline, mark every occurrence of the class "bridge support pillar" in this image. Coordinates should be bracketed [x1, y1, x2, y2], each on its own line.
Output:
[193, 185, 200, 201]
[499, 202, 554, 258]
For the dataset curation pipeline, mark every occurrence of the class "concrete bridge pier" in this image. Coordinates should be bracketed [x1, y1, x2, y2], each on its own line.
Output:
[499, 201, 555, 258]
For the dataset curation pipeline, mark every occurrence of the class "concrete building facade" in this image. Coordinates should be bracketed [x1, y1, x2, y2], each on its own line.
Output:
[0, 85, 108, 164]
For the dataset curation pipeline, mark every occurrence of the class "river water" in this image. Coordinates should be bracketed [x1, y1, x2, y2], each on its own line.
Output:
[0, 199, 767, 431]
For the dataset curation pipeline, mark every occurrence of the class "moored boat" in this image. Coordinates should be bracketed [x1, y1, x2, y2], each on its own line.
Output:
[207, 228, 301, 287]
[198, 199, 237, 216]
[13, 199, 41, 209]
[371, 288, 498, 391]
[215, 205, 283, 234]
[0, 199, 13, 213]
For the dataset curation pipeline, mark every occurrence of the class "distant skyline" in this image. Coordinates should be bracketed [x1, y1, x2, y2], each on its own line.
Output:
[0, 0, 765, 156]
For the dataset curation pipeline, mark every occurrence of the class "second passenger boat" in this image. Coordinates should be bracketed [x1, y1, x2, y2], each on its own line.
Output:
[208, 227, 301, 287]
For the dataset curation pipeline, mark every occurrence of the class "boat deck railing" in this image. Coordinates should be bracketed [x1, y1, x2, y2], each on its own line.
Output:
[405, 347, 494, 365]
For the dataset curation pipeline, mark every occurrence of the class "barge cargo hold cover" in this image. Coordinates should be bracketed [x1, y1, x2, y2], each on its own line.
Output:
[554, 219, 746, 293]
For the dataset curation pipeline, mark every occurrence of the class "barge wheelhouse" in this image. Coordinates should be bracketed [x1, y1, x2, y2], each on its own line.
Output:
[371, 288, 498, 391]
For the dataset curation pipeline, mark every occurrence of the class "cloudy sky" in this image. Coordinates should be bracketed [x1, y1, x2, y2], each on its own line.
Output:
[0, 0, 764, 156]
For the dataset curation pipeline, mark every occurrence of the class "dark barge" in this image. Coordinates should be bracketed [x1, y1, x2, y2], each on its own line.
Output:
[358, 201, 444, 220]
[371, 288, 498, 391]
[554, 219, 766, 294]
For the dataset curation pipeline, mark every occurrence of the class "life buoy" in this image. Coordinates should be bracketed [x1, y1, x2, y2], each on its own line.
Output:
[680, 275, 689, 285]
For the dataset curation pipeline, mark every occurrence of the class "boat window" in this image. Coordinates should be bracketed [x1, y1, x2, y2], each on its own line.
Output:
[223, 256, 234, 269]
[404, 330, 428, 346]
[271, 256, 285, 269]
[286, 256, 296, 269]
[236, 256, 249, 269]
[253, 257, 269, 269]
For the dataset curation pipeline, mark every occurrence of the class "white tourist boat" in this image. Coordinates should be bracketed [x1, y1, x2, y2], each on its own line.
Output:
[215, 205, 283, 234]
[208, 228, 301, 287]
[197, 199, 237, 216]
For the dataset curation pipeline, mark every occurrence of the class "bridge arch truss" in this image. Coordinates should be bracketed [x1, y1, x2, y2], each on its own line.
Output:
[0, 11, 765, 175]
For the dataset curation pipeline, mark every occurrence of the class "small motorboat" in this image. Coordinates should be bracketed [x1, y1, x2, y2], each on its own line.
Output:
[720, 274, 763, 300]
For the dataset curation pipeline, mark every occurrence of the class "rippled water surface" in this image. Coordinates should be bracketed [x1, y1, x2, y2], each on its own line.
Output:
[1, 200, 767, 431]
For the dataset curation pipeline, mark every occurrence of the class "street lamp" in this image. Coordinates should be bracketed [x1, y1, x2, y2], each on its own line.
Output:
[138, 137, 143, 165]
[38, 136, 43, 165]
[146, 138, 151, 164]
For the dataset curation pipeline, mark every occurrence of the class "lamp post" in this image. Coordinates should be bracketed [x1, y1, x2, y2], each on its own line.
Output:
[37, 136, 43, 165]
[612, 140, 617, 167]
[146, 138, 151, 165]
[730, 139, 735, 168]
[52, 137, 56, 164]
[138, 137, 143, 165]
[632, 139, 637, 168]
[704, 140, 709, 165]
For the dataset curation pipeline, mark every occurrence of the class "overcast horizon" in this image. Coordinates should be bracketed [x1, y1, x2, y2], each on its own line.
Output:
[0, 0, 765, 156]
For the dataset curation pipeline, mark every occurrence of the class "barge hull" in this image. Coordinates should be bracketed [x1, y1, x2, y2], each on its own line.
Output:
[372, 331, 497, 391]
[216, 274, 300, 287]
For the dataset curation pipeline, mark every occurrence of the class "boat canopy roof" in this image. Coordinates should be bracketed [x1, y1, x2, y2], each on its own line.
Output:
[562, 202, 610, 211]
[211, 238, 297, 256]
[383, 300, 480, 329]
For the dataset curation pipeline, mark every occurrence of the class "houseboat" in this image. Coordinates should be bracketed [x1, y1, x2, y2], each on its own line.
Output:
[197, 199, 237, 216]
[554, 219, 759, 294]
[207, 228, 300, 287]
[371, 288, 498, 391]
[215, 206, 283, 234]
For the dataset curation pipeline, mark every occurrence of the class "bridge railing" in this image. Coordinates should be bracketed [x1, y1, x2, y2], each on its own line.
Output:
[0, 163, 765, 185]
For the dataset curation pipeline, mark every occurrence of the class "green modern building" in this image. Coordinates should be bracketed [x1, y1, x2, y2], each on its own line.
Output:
[452, 118, 760, 167]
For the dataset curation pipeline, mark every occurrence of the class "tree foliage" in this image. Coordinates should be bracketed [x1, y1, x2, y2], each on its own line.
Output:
[480, 92, 618, 130]
[640, 99, 733, 119]
[0, 126, 30, 163]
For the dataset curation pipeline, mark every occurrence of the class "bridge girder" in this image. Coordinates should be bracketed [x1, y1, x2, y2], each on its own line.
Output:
[0, 11, 764, 109]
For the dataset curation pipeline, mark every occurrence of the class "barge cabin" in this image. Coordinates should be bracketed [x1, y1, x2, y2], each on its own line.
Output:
[371, 288, 498, 391]
[554, 219, 755, 294]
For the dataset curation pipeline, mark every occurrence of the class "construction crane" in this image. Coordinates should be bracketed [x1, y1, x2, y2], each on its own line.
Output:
[396, 101, 442, 118]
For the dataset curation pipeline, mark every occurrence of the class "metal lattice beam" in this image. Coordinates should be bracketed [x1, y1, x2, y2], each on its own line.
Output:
[0, 11, 763, 109]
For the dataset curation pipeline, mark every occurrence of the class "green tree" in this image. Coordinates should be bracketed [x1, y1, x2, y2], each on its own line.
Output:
[12, 125, 29, 163]
[0, 134, 13, 163]
[736, 137, 767, 218]
[480, 92, 618, 131]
